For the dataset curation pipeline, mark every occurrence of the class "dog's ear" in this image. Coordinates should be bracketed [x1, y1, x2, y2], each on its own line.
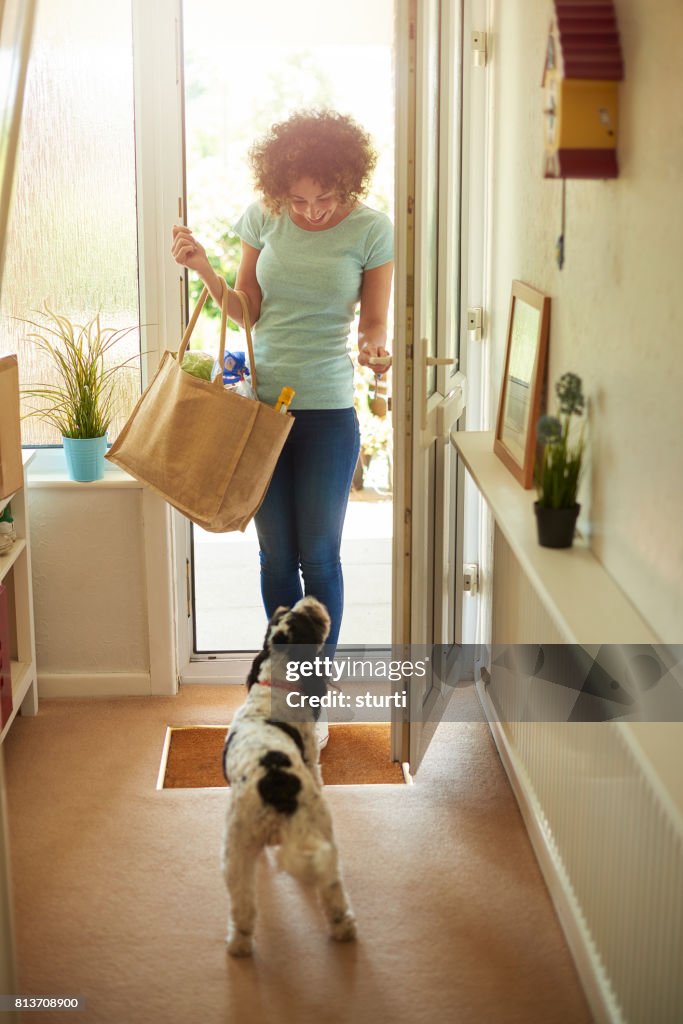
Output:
[246, 648, 269, 689]
[247, 606, 293, 688]
[268, 606, 293, 645]
[269, 606, 290, 626]
[270, 605, 301, 647]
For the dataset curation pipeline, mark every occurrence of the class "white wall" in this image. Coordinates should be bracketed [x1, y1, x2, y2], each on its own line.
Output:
[487, 0, 683, 643]
[28, 474, 151, 694]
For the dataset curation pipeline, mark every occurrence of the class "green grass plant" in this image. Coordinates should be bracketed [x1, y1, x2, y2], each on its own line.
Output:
[535, 373, 586, 510]
[19, 307, 139, 439]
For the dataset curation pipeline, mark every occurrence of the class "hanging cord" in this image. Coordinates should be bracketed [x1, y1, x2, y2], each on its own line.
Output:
[556, 178, 566, 270]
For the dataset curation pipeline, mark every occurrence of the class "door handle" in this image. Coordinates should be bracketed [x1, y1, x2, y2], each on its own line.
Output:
[417, 335, 464, 440]
[436, 372, 467, 439]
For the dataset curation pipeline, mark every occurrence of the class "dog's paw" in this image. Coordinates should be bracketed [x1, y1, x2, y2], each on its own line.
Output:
[226, 929, 254, 957]
[330, 912, 357, 943]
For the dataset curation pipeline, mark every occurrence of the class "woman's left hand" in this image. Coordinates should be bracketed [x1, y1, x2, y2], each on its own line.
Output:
[358, 343, 392, 375]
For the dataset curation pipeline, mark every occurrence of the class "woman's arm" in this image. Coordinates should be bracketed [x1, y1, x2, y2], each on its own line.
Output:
[357, 261, 394, 374]
[234, 242, 262, 325]
[171, 226, 262, 326]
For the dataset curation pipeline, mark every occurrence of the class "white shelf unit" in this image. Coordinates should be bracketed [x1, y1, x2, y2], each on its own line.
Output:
[1, 449, 38, 743]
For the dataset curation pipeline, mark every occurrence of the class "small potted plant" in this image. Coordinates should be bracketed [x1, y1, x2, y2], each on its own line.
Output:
[534, 372, 586, 549]
[20, 306, 139, 482]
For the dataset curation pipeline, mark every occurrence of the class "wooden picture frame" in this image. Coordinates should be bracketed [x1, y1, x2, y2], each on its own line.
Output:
[494, 280, 550, 488]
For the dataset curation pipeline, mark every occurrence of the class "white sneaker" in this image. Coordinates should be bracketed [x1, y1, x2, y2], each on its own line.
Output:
[315, 713, 329, 750]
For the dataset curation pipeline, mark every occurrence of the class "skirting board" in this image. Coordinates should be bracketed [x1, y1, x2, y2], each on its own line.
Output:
[38, 672, 155, 699]
[476, 679, 622, 1024]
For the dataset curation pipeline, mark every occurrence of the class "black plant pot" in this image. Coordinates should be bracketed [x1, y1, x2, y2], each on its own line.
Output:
[534, 502, 581, 549]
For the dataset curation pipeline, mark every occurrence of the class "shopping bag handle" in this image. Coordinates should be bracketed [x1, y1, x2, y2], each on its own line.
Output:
[228, 283, 259, 396]
[177, 280, 259, 397]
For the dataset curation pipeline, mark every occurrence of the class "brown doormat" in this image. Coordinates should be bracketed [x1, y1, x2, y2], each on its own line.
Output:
[160, 724, 405, 789]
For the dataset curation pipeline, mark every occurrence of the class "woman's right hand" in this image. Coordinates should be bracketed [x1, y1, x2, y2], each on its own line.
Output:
[171, 225, 211, 275]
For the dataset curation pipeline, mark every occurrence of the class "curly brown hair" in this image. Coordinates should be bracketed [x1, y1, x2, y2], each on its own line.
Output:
[249, 110, 378, 215]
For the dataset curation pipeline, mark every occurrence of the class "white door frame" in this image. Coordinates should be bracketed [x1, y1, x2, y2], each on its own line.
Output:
[132, 0, 186, 693]
[134, 0, 276, 685]
[392, 0, 469, 652]
[461, 0, 492, 660]
[134, 0, 489, 692]
[392, 0, 463, 767]
[391, 0, 489, 768]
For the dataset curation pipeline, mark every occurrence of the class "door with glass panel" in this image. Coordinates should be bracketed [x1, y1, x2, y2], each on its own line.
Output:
[177, 0, 396, 677]
[391, 0, 467, 773]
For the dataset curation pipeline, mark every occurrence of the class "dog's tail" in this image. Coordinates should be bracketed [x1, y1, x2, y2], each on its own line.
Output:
[277, 828, 337, 886]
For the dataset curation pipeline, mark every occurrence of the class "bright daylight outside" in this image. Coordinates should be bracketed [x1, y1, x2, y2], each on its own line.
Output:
[184, 0, 395, 652]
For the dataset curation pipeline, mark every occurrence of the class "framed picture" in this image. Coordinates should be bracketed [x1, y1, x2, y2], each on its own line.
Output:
[494, 280, 551, 488]
[0, 0, 37, 296]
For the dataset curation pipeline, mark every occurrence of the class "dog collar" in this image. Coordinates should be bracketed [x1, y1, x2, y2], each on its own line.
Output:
[256, 679, 298, 692]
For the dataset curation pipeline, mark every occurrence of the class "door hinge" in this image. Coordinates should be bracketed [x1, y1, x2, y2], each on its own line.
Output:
[467, 307, 483, 341]
[463, 563, 480, 596]
[472, 30, 487, 68]
[186, 558, 192, 618]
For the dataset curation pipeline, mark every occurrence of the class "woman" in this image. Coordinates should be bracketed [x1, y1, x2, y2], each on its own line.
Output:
[172, 110, 394, 704]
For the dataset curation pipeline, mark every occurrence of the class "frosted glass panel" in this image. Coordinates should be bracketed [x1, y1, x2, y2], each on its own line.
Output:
[0, 0, 140, 445]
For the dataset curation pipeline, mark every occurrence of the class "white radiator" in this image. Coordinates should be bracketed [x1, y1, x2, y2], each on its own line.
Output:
[482, 526, 683, 1024]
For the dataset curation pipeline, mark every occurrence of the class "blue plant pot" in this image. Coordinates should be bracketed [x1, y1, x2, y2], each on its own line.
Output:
[62, 435, 108, 482]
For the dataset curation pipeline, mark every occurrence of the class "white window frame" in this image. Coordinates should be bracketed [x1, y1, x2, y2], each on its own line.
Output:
[132, 0, 186, 693]
[132, 0, 489, 685]
[133, 0, 253, 684]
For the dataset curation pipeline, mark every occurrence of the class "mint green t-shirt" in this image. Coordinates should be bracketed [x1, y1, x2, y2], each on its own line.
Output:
[233, 202, 394, 409]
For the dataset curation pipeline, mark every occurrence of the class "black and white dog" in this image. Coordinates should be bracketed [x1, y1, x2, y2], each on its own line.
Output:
[221, 596, 356, 957]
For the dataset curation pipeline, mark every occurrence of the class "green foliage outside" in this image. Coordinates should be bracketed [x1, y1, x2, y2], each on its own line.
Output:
[184, 48, 394, 481]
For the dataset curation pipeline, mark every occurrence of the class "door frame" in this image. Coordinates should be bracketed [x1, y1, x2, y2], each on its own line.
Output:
[391, 0, 488, 767]
[134, 0, 488, 692]
[130, 0, 187, 694]
[392, 0, 467, 652]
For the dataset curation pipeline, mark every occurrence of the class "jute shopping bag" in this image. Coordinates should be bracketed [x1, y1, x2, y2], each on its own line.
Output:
[106, 283, 292, 532]
[0, 355, 24, 500]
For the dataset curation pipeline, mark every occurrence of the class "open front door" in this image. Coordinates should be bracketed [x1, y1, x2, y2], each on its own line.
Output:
[392, 0, 467, 773]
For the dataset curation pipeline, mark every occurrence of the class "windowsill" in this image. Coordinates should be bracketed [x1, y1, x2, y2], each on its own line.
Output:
[453, 430, 683, 828]
[24, 448, 142, 489]
[451, 429, 659, 645]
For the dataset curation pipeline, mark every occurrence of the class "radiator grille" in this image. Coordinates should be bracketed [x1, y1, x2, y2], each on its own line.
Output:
[489, 526, 683, 1024]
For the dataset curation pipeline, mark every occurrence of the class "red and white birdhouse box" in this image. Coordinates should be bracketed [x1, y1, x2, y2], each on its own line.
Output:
[542, 0, 624, 179]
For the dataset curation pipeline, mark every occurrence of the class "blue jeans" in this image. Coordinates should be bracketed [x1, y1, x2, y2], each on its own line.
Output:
[254, 408, 360, 649]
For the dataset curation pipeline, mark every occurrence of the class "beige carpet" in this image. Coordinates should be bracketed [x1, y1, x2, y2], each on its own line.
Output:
[162, 723, 405, 788]
[3, 684, 592, 1024]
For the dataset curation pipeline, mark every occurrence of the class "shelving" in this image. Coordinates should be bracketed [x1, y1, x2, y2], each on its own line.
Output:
[0, 447, 38, 743]
[451, 429, 657, 644]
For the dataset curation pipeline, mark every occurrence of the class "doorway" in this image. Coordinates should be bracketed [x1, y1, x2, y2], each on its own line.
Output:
[180, 0, 395, 658]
